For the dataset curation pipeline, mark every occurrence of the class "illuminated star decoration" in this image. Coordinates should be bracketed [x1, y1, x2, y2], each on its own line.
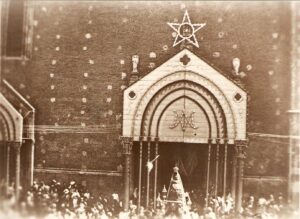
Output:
[168, 10, 206, 48]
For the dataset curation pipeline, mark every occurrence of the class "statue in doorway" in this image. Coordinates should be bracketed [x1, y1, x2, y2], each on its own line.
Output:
[166, 166, 186, 205]
[164, 166, 191, 217]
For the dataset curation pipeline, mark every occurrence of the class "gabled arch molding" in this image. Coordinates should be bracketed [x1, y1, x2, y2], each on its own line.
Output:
[130, 71, 238, 144]
[0, 94, 23, 142]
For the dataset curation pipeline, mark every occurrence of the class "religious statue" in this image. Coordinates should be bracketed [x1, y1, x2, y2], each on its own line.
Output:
[132, 55, 139, 73]
[166, 166, 186, 206]
[232, 57, 240, 76]
[163, 166, 192, 217]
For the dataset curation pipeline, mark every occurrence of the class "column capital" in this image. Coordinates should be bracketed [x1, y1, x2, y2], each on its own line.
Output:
[216, 138, 221, 144]
[120, 136, 133, 143]
[120, 136, 133, 155]
[234, 139, 249, 147]
[10, 141, 22, 152]
[234, 139, 248, 159]
[22, 138, 35, 144]
[147, 136, 152, 142]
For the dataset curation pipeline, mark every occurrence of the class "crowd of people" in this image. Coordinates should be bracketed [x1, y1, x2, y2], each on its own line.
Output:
[0, 179, 298, 219]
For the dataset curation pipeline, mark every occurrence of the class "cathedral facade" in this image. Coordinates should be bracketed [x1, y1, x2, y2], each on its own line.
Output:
[0, 0, 299, 211]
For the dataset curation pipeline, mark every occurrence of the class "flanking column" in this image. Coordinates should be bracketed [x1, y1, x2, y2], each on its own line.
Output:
[120, 136, 133, 211]
[23, 138, 35, 190]
[223, 139, 228, 198]
[231, 145, 237, 201]
[153, 137, 159, 210]
[13, 142, 22, 201]
[215, 138, 220, 196]
[28, 139, 35, 187]
[235, 139, 248, 213]
[205, 138, 212, 208]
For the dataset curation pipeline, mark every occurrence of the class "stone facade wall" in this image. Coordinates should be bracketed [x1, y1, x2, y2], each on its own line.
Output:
[0, 1, 293, 196]
[244, 135, 289, 196]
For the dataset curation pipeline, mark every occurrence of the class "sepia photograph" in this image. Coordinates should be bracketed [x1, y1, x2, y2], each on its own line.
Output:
[0, 0, 299, 218]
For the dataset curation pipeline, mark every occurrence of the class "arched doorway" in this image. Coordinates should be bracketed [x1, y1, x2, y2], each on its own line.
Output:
[0, 107, 13, 195]
[0, 94, 23, 198]
[0, 89, 35, 200]
[121, 49, 248, 211]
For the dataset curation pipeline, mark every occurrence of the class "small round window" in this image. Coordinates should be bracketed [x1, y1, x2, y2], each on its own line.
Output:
[128, 91, 136, 99]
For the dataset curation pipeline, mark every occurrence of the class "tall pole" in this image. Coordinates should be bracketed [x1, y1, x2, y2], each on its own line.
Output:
[6, 143, 10, 195]
[215, 138, 220, 196]
[138, 136, 143, 211]
[153, 137, 159, 210]
[146, 136, 151, 209]
[223, 139, 228, 198]
[205, 139, 212, 208]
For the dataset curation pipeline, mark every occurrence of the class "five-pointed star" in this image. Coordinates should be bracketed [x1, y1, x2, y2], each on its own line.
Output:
[168, 10, 206, 48]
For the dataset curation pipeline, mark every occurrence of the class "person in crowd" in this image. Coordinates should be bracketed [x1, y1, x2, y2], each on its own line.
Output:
[0, 178, 299, 219]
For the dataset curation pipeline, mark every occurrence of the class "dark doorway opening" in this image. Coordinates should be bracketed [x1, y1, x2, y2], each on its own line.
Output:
[132, 141, 235, 208]
[158, 142, 208, 194]
[132, 142, 210, 207]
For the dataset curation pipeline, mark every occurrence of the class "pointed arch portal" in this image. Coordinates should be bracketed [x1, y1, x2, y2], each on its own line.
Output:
[0, 83, 35, 201]
[122, 49, 248, 211]
[0, 93, 23, 198]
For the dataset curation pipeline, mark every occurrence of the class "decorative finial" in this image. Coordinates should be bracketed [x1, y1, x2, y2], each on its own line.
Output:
[232, 57, 240, 76]
[129, 55, 140, 85]
[132, 55, 139, 73]
[162, 185, 167, 193]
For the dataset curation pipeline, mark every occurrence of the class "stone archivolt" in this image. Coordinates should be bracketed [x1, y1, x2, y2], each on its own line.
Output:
[140, 80, 227, 143]
[130, 70, 241, 144]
